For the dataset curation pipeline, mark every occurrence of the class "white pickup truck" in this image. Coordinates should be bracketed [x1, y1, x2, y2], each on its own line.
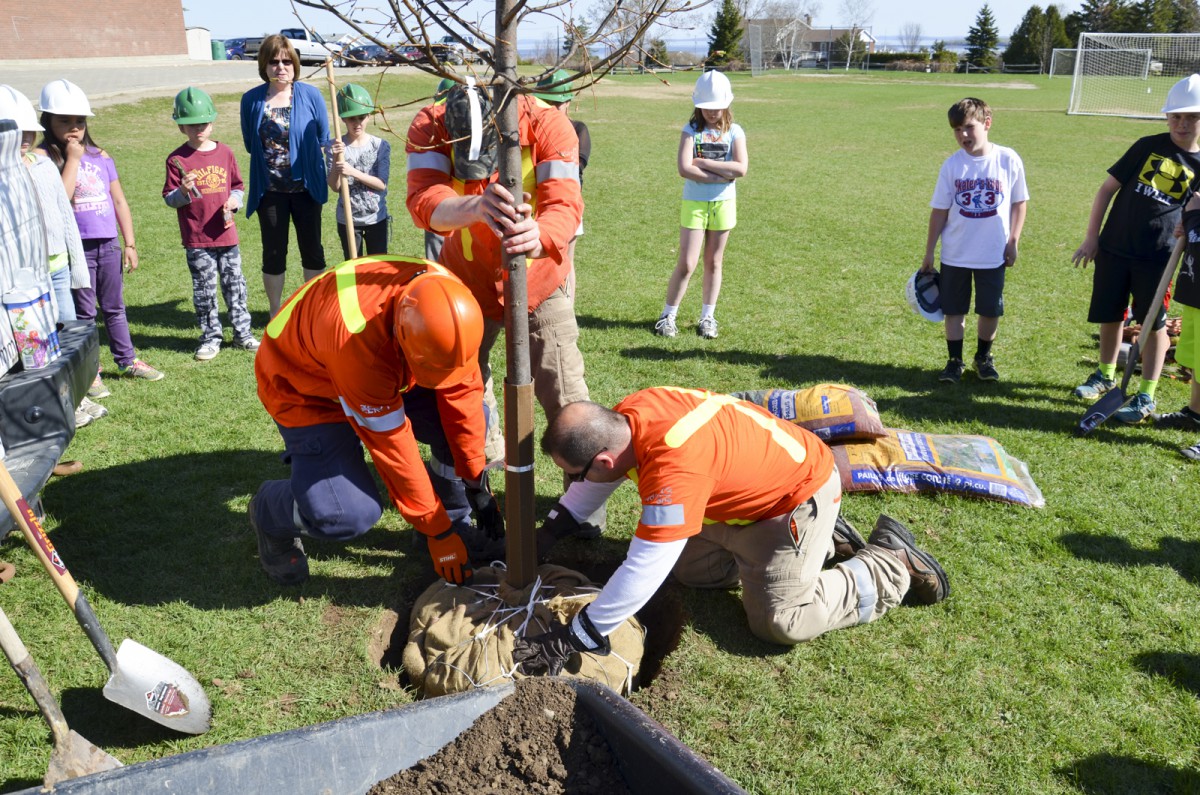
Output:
[243, 28, 342, 65]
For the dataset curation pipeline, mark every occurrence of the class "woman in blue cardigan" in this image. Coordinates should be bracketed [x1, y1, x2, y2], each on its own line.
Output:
[240, 35, 329, 317]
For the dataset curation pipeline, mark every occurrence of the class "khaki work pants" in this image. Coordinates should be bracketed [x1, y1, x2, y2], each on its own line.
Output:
[671, 470, 909, 645]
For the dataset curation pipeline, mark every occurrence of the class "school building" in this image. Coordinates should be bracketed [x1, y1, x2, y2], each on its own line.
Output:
[0, 0, 188, 61]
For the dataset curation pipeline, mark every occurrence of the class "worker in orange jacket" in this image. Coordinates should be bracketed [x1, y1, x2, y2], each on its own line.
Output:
[514, 387, 951, 675]
[249, 256, 502, 586]
[405, 84, 593, 486]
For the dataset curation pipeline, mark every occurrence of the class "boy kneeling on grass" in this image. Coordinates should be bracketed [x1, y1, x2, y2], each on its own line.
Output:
[922, 97, 1029, 384]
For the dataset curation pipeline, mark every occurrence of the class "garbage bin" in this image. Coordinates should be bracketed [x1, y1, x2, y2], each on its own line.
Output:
[211, 40, 226, 60]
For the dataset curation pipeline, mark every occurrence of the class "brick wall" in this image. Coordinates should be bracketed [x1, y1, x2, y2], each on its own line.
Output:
[0, 0, 187, 60]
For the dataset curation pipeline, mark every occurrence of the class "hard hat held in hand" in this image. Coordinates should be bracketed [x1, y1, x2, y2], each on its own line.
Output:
[396, 272, 484, 389]
[693, 70, 733, 109]
[39, 78, 94, 117]
[337, 83, 375, 119]
[0, 85, 43, 132]
[172, 87, 217, 125]
[906, 270, 944, 322]
[1163, 73, 1200, 114]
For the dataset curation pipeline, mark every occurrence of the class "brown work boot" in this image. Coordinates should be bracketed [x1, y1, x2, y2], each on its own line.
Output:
[867, 515, 949, 606]
[828, 514, 867, 565]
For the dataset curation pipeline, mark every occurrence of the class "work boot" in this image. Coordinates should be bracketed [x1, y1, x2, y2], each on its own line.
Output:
[249, 495, 308, 586]
[828, 514, 866, 566]
[867, 515, 949, 606]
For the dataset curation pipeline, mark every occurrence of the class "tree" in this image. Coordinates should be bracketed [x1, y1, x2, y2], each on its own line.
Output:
[1170, 0, 1200, 31]
[747, 0, 819, 70]
[1127, 0, 1176, 30]
[840, 0, 875, 71]
[899, 22, 923, 52]
[707, 0, 745, 66]
[965, 4, 1001, 70]
[1005, 5, 1069, 71]
[645, 36, 669, 66]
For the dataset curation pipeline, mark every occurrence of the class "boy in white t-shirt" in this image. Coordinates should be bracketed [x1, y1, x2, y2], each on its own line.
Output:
[921, 97, 1029, 382]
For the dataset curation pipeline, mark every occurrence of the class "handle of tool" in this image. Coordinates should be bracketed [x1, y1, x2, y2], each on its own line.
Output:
[171, 157, 202, 200]
[0, 606, 72, 744]
[325, 59, 357, 258]
[1120, 234, 1185, 392]
[0, 462, 119, 673]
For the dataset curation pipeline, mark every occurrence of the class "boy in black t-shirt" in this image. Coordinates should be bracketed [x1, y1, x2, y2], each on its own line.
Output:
[1071, 74, 1200, 424]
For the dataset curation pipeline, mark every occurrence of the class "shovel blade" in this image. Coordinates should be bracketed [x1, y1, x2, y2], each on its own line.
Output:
[1076, 387, 1128, 437]
[45, 729, 123, 786]
[102, 639, 212, 735]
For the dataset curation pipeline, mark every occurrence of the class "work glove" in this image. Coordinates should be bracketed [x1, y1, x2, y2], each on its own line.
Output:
[535, 501, 594, 562]
[465, 474, 505, 540]
[427, 528, 472, 585]
[512, 606, 610, 677]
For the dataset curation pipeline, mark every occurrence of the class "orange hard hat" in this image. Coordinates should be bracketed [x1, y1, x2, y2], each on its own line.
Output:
[396, 272, 483, 388]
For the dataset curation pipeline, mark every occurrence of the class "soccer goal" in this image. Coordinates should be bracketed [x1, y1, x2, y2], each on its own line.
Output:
[1069, 32, 1200, 118]
[1049, 48, 1076, 78]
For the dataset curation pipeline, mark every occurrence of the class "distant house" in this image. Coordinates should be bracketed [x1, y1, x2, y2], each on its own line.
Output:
[743, 15, 877, 68]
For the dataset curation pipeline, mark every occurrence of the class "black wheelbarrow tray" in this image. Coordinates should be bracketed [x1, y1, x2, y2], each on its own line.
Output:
[13, 678, 746, 794]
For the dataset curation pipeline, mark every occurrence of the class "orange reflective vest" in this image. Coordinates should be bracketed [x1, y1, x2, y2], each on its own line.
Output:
[405, 95, 583, 321]
[616, 387, 836, 544]
[254, 256, 487, 536]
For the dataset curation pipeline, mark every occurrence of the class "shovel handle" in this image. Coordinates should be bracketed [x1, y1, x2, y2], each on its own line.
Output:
[1121, 234, 1186, 392]
[0, 607, 72, 745]
[0, 461, 119, 672]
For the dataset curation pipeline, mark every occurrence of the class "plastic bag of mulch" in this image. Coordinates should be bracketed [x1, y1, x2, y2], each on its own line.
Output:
[732, 384, 886, 442]
[830, 428, 1044, 507]
[403, 564, 645, 698]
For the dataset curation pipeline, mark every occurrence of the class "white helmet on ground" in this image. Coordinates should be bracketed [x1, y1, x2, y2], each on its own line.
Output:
[692, 70, 733, 110]
[0, 85, 43, 131]
[906, 270, 944, 322]
[39, 78, 94, 117]
[1163, 73, 1200, 114]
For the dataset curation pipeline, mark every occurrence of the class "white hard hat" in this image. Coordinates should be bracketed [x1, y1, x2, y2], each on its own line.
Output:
[39, 78, 94, 117]
[0, 85, 43, 131]
[692, 70, 733, 110]
[906, 270, 943, 322]
[1162, 73, 1200, 114]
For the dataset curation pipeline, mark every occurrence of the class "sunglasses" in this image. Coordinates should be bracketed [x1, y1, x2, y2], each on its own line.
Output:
[268, 59, 293, 66]
[568, 447, 607, 483]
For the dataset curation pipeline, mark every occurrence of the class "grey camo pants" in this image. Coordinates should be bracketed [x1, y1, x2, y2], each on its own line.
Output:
[185, 245, 252, 344]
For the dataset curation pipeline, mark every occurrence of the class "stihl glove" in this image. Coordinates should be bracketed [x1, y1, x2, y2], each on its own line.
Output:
[465, 475, 504, 540]
[428, 528, 472, 584]
[512, 606, 610, 677]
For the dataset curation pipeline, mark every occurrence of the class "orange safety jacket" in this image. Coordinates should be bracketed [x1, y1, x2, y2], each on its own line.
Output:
[405, 94, 583, 321]
[616, 387, 836, 544]
[254, 256, 487, 537]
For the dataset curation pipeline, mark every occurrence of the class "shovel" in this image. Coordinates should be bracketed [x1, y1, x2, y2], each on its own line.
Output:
[0, 461, 212, 734]
[1077, 235, 1185, 436]
[0, 605, 123, 785]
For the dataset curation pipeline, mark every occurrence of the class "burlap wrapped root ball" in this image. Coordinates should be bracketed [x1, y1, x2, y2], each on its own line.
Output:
[403, 564, 645, 697]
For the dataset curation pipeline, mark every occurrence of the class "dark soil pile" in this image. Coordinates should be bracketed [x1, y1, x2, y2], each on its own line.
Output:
[369, 678, 633, 795]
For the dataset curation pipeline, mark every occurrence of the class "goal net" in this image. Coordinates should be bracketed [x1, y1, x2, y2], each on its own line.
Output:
[1049, 48, 1076, 78]
[749, 23, 764, 76]
[1069, 32, 1200, 118]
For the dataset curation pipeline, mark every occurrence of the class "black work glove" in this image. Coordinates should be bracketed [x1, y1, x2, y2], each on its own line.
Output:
[465, 474, 504, 540]
[535, 501, 583, 561]
[512, 606, 610, 677]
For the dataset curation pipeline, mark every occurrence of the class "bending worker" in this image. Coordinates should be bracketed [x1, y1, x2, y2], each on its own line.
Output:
[513, 387, 950, 675]
[249, 257, 503, 587]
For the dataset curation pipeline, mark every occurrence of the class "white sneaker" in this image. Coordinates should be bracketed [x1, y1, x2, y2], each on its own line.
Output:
[653, 315, 678, 337]
[74, 407, 93, 428]
[698, 316, 719, 339]
[195, 340, 221, 361]
[80, 397, 108, 420]
[233, 335, 261, 352]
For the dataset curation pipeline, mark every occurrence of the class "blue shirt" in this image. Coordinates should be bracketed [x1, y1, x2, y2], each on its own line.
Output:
[240, 81, 330, 217]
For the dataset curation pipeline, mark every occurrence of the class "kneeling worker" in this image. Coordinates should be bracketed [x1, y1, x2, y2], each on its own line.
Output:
[514, 387, 949, 675]
[249, 257, 503, 586]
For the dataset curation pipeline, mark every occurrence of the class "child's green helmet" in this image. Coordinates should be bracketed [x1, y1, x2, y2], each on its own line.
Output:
[172, 87, 217, 124]
[533, 69, 575, 103]
[337, 83, 375, 118]
[434, 77, 456, 105]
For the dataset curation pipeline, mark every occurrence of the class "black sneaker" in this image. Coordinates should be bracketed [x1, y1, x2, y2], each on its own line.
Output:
[1153, 407, 1200, 430]
[974, 355, 999, 381]
[938, 358, 964, 383]
[249, 495, 308, 586]
[867, 515, 949, 606]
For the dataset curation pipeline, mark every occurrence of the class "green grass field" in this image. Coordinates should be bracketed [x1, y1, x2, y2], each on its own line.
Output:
[1, 69, 1198, 794]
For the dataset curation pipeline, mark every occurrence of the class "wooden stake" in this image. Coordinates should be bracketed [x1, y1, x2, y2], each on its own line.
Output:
[325, 59, 357, 259]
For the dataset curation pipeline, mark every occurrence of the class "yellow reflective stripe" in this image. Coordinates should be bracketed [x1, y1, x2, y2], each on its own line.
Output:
[660, 386, 807, 464]
[335, 264, 367, 333]
[266, 274, 326, 339]
[522, 146, 536, 213]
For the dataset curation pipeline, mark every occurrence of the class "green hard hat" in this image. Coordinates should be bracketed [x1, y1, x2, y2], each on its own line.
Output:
[172, 86, 217, 124]
[337, 83, 375, 118]
[533, 69, 575, 103]
[434, 77, 455, 105]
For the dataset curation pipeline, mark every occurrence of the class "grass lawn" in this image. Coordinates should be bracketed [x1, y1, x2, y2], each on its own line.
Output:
[1, 68, 1198, 793]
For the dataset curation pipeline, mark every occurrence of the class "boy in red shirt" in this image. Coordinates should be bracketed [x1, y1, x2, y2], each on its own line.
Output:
[163, 87, 259, 361]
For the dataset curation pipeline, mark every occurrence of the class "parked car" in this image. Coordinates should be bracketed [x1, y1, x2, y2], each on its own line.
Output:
[243, 28, 341, 66]
[225, 38, 247, 60]
[344, 44, 388, 65]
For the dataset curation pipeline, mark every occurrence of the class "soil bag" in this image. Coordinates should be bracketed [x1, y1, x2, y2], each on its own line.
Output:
[731, 384, 886, 442]
[830, 428, 1045, 507]
[404, 564, 645, 698]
